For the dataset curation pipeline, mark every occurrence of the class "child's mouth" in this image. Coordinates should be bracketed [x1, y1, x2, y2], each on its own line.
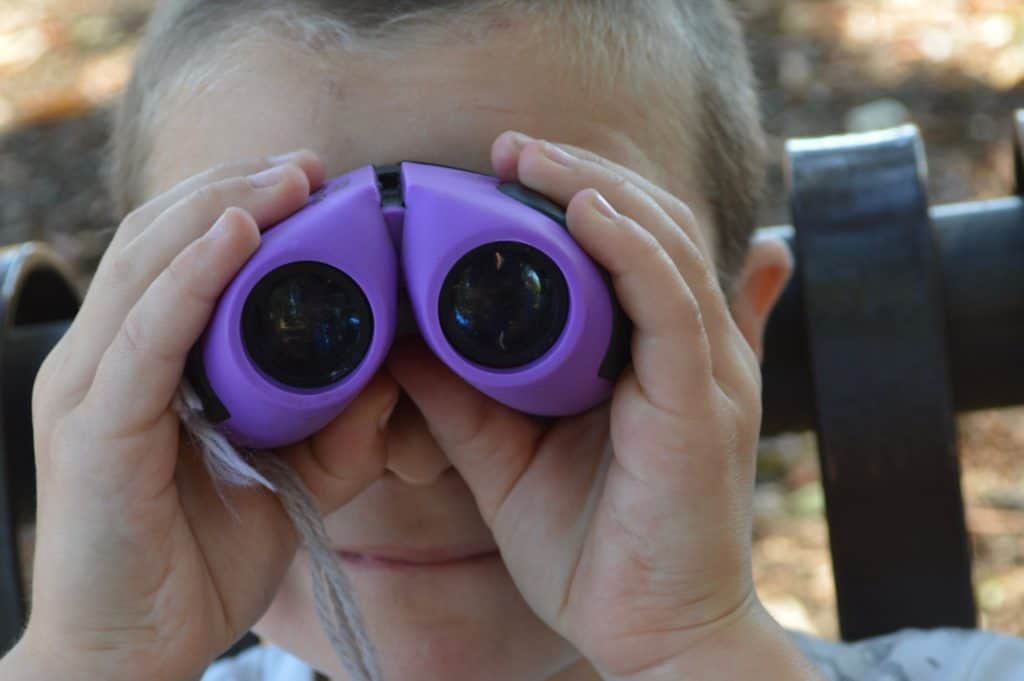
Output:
[335, 545, 501, 569]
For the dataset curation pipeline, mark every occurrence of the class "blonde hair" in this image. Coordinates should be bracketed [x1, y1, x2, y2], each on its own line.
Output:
[107, 0, 765, 290]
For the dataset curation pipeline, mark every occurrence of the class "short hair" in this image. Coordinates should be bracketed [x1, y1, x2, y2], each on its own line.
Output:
[106, 0, 765, 292]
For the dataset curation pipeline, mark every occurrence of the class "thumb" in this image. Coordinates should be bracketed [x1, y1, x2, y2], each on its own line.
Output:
[384, 335, 543, 527]
[276, 369, 398, 516]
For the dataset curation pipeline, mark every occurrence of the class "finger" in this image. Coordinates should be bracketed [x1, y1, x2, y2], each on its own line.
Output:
[526, 140, 739, 348]
[276, 370, 399, 516]
[494, 132, 759, 389]
[492, 131, 713, 260]
[120, 162, 310, 288]
[103, 149, 324, 257]
[59, 163, 313, 412]
[81, 207, 261, 439]
[384, 335, 544, 529]
[567, 188, 717, 416]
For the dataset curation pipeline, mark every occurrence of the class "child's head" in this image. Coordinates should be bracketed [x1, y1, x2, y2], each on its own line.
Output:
[106, 2, 791, 679]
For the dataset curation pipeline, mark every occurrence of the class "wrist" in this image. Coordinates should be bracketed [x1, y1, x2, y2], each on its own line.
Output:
[1, 636, 76, 681]
[600, 595, 824, 681]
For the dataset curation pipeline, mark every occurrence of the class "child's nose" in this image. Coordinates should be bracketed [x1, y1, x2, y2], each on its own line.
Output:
[383, 393, 453, 485]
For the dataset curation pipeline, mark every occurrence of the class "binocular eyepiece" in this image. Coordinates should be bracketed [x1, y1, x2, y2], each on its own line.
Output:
[188, 162, 631, 448]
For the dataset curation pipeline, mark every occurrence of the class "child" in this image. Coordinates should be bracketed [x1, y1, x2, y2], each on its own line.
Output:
[3, 1, 1023, 680]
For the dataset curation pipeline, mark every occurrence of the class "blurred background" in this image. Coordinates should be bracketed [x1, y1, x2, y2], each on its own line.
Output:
[1, 0, 1023, 642]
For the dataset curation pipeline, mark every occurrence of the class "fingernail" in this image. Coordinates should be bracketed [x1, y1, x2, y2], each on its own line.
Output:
[508, 132, 533, 151]
[541, 141, 575, 167]
[267, 150, 309, 165]
[248, 165, 288, 188]
[592, 191, 619, 220]
[206, 210, 233, 240]
[378, 397, 399, 431]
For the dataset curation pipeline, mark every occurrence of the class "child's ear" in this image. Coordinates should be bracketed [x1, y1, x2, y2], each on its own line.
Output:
[726, 234, 794, 363]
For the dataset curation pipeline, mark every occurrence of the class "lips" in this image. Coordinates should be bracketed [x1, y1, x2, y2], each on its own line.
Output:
[335, 544, 501, 567]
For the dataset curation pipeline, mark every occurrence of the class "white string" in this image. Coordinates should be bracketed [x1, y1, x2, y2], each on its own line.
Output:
[173, 380, 382, 681]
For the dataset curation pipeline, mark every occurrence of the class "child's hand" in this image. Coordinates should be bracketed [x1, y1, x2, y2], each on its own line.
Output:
[386, 133, 818, 680]
[17, 151, 397, 681]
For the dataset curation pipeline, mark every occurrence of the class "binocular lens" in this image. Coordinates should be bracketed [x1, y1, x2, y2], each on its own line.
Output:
[242, 262, 373, 388]
[439, 241, 568, 369]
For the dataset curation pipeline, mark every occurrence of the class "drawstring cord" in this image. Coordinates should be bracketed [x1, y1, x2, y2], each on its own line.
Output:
[173, 380, 382, 681]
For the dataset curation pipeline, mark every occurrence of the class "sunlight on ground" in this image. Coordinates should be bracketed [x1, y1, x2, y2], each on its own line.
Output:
[757, 0, 1024, 90]
[0, 2, 144, 130]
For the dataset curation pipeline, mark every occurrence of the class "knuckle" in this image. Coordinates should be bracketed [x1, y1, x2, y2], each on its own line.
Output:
[119, 311, 147, 356]
[191, 182, 231, 210]
[689, 234, 714, 272]
[732, 372, 761, 418]
[190, 177, 249, 214]
[48, 409, 85, 463]
[693, 255, 720, 294]
[617, 180, 647, 208]
[180, 179, 247, 229]
[741, 334, 761, 376]
[276, 163, 310, 191]
[673, 281, 703, 324]
[202, 158, 270, 187]
[229, 153, 286, 177]
[668, 223, 709, 270]
[166, 242, 220, 305]
[521, 141, 556, 173]
[32, 385, 51, 437]
[33, 345, 56, 391]
[673, 198, 699, 227]
[633, 226, 665, 260]
[106, 249, 136, 286]
[32, 347, 60, 412]
[208, 158, 250, 178]
[659, 187, 698, 225]
[165, 243, 196, 285]
[752, 370, 765, 405]
[569, 144, 611, 169]
[617, 179, 665, 221]
[183, 158, 272, 198]
[587, 156, 631, 186]
[33, 335, 91, 416]
[723, 361, 762, 420]
[272, 162, 302, 182]
[119, 205, 148, 234]
[739, 389, 763, 439]
[602, 167, 628, 187]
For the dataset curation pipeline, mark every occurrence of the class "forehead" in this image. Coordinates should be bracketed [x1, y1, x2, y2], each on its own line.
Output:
[145, 27, 713, 243]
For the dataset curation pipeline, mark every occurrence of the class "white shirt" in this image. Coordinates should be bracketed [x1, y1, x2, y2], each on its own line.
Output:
[790, 628, 1024, 680]
[200, 629, 1024, 680]
[200, 643, 315, 681]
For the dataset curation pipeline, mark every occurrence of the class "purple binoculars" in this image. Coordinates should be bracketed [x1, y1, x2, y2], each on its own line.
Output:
[187, 162, 631, 449]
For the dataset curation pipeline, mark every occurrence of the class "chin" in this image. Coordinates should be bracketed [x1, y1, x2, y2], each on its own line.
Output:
[251, 551, 581, 680]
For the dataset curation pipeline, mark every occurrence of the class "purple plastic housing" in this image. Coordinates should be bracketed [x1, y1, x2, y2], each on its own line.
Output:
[195, 162, 621, 449]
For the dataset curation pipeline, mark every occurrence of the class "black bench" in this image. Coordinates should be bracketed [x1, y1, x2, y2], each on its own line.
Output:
[761, 111, 1024, 640]
[1, 111, 1022, 658]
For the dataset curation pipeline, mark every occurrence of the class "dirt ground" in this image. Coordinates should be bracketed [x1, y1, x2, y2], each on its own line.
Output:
[1, 0, 1023, 643]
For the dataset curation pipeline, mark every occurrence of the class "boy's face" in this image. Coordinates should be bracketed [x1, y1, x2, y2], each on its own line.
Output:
[143, 22, 788, 681]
